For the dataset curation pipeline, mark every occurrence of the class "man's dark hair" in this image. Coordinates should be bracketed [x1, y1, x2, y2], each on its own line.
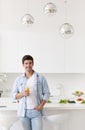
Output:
[22, 55, 34, 64]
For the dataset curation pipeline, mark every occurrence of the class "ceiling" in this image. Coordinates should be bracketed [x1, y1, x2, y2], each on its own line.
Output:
[0, 0, 85, 33]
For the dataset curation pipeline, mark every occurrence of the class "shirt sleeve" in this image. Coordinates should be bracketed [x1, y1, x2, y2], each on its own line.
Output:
[42, 76, 50, 101]
[12, 78, 19, 99]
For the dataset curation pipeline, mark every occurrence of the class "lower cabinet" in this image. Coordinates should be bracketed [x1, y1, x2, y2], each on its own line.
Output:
[10, 110, 85, 130]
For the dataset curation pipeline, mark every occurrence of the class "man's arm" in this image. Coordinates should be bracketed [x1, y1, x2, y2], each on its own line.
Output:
[34, 76, 50, 111]
[12, 78, 29, 99]
[42, 76, 50, 101]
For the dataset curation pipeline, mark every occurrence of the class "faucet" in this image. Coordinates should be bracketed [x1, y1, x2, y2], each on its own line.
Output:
[0, 91, 3, 97]
[56, 83, 65, 97]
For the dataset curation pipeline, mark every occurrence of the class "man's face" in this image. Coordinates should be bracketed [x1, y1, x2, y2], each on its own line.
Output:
[23, 60, 34, 72]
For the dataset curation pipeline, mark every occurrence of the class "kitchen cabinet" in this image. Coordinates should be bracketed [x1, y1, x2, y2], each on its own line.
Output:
[15, 32, 65, 73]
[65, 37, 85, 73]
[0, 32, 65, 73]
[0, 32, 19, 73]
[0, 32, 85, 73]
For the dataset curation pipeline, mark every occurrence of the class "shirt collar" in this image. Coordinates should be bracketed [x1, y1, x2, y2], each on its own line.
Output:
[22, 70, 36, 78]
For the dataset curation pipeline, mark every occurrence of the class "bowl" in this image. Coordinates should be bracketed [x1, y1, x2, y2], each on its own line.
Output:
[72, 93, 84, 97]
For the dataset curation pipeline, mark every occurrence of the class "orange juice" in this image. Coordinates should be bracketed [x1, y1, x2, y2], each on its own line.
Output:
[25, 87, 30, 92]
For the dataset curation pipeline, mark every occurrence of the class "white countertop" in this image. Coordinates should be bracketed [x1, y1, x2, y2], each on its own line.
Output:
[0, 97, 18, 111]
[45, 103, 85, 110]
[0, 97, 85, 111]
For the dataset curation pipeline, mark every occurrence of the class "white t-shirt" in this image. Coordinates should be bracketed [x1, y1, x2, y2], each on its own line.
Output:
[26, 72, 38, 109]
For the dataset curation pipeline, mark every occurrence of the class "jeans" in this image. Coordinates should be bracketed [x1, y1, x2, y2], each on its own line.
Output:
[20, 109, 43, 130]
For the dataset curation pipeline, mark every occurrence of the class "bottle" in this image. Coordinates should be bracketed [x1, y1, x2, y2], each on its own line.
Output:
[56, 83, 65, 98]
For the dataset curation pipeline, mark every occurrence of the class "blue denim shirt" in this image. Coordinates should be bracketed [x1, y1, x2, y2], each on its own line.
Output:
[12, 72, 50, 117]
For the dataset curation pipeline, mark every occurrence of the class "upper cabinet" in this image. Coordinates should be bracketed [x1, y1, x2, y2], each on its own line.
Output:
[0, 32, 18, 73]
[0, 32, 65, 73]
[65, 38, 85, 73]
[17, 32, 65, 73]
[0, 32, 85, 73]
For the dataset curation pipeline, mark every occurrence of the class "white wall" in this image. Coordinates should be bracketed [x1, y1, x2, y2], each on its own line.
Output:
[1, 73, 85, 98]
[0, 0, 85, 73]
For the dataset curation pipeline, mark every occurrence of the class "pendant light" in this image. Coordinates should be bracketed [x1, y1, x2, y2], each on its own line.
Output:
[44, 2, 57, 15]
[21, 14, 34, 25]
[21, 0, 34, 26]
[59, 23, 74, 39]
[59, 0, 74, 39]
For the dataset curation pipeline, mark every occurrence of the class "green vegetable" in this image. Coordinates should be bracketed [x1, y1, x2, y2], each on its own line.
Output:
[81, 100, 85, 104]
[47, 99, 52, 103]
[68, 100, 76, 103]
[59, 99, 68, 104]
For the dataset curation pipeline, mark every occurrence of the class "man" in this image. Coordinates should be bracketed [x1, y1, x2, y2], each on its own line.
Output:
[12, 55, 50, 130]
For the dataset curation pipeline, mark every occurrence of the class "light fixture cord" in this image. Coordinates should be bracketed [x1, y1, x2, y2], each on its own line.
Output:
[64, 0, 68, 23]
[64, 0, 68, 71]
[25, 0, 29, 13]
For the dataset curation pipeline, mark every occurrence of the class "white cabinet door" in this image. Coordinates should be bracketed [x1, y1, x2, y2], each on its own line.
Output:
[0, 32, 18, 72]
[65, 38, 85, 73]
[1, 32, 85, 73]
[17, 32, 65, 73]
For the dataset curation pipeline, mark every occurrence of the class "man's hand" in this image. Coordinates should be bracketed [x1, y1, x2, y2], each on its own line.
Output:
[34, 100, 46, 111]
[23, 91, 30, 97]
[34, 104, 43, 111]
[16, 91, 30, 99]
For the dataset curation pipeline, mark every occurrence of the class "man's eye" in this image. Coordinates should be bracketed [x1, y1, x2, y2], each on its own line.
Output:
[25, 63, 28, 65]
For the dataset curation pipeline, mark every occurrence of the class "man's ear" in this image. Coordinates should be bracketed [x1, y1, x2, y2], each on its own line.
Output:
[22, 63, 24, 67]
[33, 61, 34, 66]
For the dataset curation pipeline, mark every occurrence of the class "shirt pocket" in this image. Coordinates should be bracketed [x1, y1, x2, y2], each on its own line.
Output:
[18, 82, 25, 92]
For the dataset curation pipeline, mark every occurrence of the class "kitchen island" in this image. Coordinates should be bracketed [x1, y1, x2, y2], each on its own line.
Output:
[0, 97, 85, 130]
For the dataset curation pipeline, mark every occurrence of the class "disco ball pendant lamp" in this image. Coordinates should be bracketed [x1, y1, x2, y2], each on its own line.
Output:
[59, 0, 74, 39]
[21, 14, 34, 25]
[21, 0, 34, 26]
[59, 23, 74, 39]
[44, 2, 57, 15]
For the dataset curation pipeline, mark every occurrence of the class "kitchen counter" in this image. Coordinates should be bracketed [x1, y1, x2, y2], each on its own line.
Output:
[0, 97, 85, 130]
[0, 97, 18, 111]
[0, 97, 85, 111]
[45, 102, 85, 110]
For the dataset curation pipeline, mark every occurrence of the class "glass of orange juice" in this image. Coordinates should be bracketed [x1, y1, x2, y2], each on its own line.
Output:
[25, 87, 30, 92]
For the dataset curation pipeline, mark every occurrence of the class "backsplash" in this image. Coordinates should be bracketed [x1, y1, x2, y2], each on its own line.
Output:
[0, 73, 85, 97]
